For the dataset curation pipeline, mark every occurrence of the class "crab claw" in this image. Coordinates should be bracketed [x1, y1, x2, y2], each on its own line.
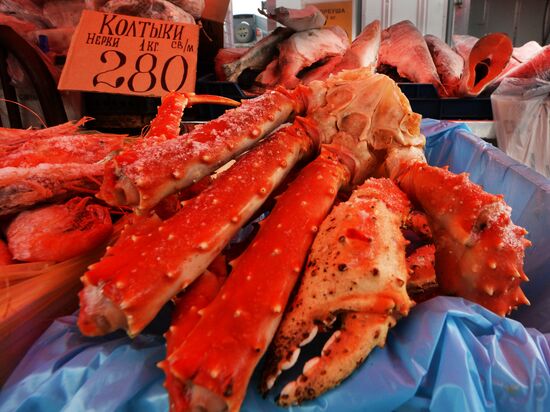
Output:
[261, 178, 414, 405]
[276, 312, 396, 406]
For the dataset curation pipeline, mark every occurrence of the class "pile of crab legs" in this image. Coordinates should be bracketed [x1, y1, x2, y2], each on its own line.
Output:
[68, 68, 531, 412]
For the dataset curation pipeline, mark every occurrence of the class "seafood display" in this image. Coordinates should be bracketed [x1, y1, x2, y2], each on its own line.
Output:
[219, 9, 547, 98]
[0, 4, 545, 409]
[257, 26, 350, 90]
[51, 68, 529, 411]
[220, 11, 380, 92]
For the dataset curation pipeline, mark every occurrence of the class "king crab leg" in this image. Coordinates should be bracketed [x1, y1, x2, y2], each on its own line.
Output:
[395, 160, 530, 315]
[78, 118, 317, 337]
[99, 92, 240, 207]
[143, 92, 240, 143]
[98, 89, 302, 210]
[159, 261, 228, 412]
[164, 147, 351, 412]
[385, 147, 530, 316]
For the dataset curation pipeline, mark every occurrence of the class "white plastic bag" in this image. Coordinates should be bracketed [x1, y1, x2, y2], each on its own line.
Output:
[491, 77, 550, 177]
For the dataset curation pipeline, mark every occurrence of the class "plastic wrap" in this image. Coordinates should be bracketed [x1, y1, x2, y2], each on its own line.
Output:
[491, 77, 550, 178]
[1, 120, 549, 411]
[1, 298, 549, 412]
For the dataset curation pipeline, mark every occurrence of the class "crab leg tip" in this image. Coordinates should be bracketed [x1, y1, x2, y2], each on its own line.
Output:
[186, 94, 241, 107]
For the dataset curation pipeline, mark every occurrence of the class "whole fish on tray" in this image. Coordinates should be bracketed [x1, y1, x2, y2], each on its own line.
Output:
[425, 34, 464, 97]
[377, 20, 445, 95]
[301, 19, 381, 84]
[257, 26, 350, 89]
[222, 27, 294, 83]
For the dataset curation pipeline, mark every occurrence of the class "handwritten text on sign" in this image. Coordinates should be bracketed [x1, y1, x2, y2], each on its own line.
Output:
[59, 10, 199, 97]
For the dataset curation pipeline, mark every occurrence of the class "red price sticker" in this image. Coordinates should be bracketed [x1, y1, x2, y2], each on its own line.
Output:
[59, 10, 199, 97]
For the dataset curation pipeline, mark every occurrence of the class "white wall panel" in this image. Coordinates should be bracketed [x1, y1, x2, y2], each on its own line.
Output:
[362, 0, 448, 39]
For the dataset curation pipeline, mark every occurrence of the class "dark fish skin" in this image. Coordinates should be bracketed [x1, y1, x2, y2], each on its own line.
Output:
[223, 27, 294, 83]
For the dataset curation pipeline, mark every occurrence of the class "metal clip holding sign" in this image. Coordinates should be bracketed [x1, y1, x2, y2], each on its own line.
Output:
[59, 10, 199, 97]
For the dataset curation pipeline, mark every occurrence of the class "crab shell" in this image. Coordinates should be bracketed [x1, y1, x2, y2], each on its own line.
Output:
[262, 178, 414, 405]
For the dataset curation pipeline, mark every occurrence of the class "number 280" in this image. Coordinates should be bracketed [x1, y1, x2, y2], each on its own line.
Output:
[92, 50, 189, 92]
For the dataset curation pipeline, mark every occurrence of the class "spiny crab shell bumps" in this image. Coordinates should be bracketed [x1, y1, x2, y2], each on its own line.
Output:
[76, 68, 530, 411]
[262, 178, 414, 405]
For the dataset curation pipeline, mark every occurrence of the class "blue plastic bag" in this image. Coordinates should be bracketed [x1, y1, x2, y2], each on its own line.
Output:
[1, 120, 549, 411]
[1, 298, 549, 412]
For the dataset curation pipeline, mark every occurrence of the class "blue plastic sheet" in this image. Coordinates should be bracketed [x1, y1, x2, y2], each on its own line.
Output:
[1, 298, 549, 412]
[1, 120, 550, 411]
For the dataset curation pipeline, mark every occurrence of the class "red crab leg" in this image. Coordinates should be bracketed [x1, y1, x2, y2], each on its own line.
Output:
[99, 92, 240, 207]
[164, 147, 350, 412]
[78, 118, 316, 337]
[395, 161, 530, 316]
[159, 264, 228, 412]
[165, 254, 228, 355]
[144, 92, 240, 141]
[98, 89, 302, 210]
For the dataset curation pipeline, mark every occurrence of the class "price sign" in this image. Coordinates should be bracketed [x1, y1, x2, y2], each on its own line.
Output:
[59, 10, 199, 97]
[308, 1, 353, 40]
